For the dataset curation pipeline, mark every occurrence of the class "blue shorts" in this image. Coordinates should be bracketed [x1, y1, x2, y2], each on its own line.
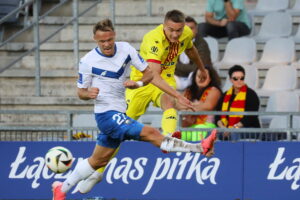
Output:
[95, 110, 144, 149]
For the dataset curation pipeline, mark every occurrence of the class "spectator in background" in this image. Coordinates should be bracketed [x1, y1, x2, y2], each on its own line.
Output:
[199, 0, 251, 40]
[175, 16, 212, 91]
[215, 65, 260, 141]
[175, 66, 222, 141]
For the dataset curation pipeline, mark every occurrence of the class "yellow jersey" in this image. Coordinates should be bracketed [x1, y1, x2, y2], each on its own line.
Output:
[130, 24, 194, 82]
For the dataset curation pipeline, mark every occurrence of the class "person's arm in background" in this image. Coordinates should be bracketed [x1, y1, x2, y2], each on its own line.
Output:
[224, 0, 240, 21]
[205, 11, 228, 27]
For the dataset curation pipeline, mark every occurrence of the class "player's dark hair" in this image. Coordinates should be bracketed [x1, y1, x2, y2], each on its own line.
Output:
[185, 16, 197, 25]
[93, 19, 114, 34]
[228, 65, 245, 78]
[164, 10, 185, 23]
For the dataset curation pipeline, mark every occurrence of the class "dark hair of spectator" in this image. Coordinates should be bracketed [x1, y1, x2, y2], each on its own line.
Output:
[164, 10, 185, 23]
[93, 19, 114, 34]
[188, 65, 221, 101]
[228, 65, 245, 78]
[185, 16, 197, 25]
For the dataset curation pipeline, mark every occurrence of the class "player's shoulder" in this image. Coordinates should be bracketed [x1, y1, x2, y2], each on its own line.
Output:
[116, 41, 135, 51]
[144, 24, 164, 41]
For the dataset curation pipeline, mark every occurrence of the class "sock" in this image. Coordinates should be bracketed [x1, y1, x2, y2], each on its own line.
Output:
[78, 170, 103, 193]
[160, 135, 203, 153]
[61, 158, 95, 193]
[162, 108, 177, 136]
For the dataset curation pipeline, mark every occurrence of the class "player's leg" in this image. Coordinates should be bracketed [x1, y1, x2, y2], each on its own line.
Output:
[139, 125, 217, 156]
[78, 147, 119, 193]
[126, 85, 153, 120]
[155, 92, 178, 136]
[52, 144, 117, 200]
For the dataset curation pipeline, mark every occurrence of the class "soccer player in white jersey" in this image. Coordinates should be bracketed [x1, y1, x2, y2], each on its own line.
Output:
[52, 19, 217, 200]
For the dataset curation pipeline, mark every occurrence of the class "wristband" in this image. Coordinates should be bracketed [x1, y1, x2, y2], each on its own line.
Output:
[136, 81, 144, 87]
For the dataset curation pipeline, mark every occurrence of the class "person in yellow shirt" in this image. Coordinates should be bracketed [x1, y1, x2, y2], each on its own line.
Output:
[77, 9, 208, 194]
[126, 9, 207, 136]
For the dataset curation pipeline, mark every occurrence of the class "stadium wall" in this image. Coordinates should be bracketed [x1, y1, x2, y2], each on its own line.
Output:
[0, 141, 300, 200]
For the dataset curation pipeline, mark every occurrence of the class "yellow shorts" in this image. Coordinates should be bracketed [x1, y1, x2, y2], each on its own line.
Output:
[125, 80, 176, 120]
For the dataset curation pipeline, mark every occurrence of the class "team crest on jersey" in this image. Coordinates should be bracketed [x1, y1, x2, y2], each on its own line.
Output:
[151, 46, 158, 53]
[101, 71, 107, 76]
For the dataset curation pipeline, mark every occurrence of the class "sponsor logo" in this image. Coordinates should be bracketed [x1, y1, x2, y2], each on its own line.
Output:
[8, 147, 220, 195]
[267, 147, 300, 190]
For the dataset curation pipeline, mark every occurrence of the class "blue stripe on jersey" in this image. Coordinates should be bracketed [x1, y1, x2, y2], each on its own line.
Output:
[92, 55, 131, 79]
[78, 73, 83, 84]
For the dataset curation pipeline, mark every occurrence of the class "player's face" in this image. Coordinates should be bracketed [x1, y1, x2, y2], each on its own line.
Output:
[185, 21, 197, 38]
[163, 20, 185, 43]
[94, 30, 116, 56]
[230, 71, 245, 90]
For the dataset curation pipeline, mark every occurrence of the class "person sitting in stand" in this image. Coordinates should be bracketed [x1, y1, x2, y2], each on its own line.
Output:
[175, 66, 222, 141]
[215, 65, 260, 141]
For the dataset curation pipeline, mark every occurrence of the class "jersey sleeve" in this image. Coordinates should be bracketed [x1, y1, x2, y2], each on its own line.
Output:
[128, 44, 148, 72]
[77, 61, 92, 88]
[140, 34, 164, 64]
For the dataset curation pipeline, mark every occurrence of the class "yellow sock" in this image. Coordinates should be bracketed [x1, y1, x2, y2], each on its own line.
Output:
[96, 146, 120, 173]
[161, 108, 177, 136]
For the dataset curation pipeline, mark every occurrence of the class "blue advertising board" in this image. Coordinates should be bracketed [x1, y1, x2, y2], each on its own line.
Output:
[0, 141, 299, 200]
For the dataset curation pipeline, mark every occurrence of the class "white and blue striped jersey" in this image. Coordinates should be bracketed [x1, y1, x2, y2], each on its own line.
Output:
[77, 42, 148, 113]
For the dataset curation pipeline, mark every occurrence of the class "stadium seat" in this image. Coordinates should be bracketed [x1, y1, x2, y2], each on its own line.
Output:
[222, 64, 259, 92]
[260, 91, 300, 126]
[214, 37, 256, 70]
[248, 0, 289, 16]
[204, 37, 219, 64]
[252, 38, 295, 69]
[0, 0, 22, 23]
[269, 115, 300, 141]
[293, 24, 300, 43]
[256, 65, 297, 97]
[286, 0, 300, 16]
[253, 12, 292, 43]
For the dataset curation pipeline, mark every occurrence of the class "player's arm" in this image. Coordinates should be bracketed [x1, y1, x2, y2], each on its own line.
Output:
[77, 87, 99, 100]
[124, 66, 153, 89]
[149, 62, 193, 110]
[185, 45, 207, 81]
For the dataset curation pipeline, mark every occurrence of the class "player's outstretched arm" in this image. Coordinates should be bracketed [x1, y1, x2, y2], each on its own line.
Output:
[149, 62, 193, 110]
[77, 87, 99, 100]
[185, 45, 207, 82]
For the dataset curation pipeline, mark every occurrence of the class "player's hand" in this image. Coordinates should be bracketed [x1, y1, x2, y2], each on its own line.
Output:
[177, 95, 194, 111]
[88, 87, 99, 99]
[198, 69, 208, 83]
[123, 80, 140, 89]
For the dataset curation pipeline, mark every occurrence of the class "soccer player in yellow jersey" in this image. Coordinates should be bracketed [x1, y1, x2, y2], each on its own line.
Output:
[126, 9, 207, 136]
[77, 10, 209, 194]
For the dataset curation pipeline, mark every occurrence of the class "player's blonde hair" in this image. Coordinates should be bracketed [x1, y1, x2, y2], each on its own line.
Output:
[164, 10, 185, 23]
[93, 19, 114, 34]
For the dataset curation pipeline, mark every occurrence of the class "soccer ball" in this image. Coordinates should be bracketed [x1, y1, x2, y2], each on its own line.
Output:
[45, 146, 73, 173]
